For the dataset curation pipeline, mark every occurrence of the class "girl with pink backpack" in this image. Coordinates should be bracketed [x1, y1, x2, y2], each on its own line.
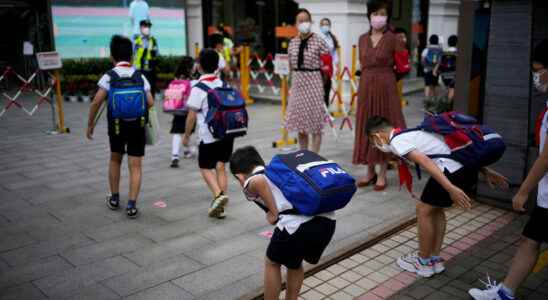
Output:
[163, 57, 196, 167]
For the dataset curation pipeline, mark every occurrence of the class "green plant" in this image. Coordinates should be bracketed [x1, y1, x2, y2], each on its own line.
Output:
[423, 95, 453, 114]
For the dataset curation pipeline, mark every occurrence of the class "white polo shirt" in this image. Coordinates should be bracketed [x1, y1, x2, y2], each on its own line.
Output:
[389, 129, 463, 173]
[538, 102, 548, 208]
[185, 74, 223, 144]
[97, 62, 151, 92]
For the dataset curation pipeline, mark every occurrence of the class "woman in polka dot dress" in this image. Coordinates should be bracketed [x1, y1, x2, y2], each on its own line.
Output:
[285, 8, 329, 153]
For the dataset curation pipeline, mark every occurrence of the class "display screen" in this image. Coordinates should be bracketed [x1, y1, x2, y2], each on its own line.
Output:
[52, 0, 186, 58]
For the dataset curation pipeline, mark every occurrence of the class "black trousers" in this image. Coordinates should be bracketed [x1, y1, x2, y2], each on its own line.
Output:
[323, 78, 332, 107]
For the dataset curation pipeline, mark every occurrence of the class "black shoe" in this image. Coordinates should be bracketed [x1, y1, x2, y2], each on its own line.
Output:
[170, 159, 179, 168]
[127, 206, 138, 218]
[106, 195, 119, 210]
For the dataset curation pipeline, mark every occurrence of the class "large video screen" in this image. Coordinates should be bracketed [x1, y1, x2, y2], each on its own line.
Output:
[52, 0, 187, 58]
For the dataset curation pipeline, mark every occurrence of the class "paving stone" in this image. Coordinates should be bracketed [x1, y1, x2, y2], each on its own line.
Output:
[316, 282, 338, 296]
[301, 289, 325, 300]
[405, 284, 436, 299]
[355, 277, 377, 290]
[61, 283, 120, 300]
[0, 232, 35, 252]
[124, 282, 193, 300]
[0, 255, 73, 289]
[304, 276, 324, 288]
[185, 233, 264, 265]
[0, 282, 47, 300]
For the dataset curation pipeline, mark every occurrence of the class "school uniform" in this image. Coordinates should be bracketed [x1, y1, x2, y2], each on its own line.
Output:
[523, 103, 548, 243]
[244, 166, 336, 270]
[421, 45, 442, 86]
[97, 62, 151, 157]
[185, 74, 234, 169]
[389, 129, 478, 208]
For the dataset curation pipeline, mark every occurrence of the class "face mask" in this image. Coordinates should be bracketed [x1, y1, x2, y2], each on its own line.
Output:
[298, 22, 311, 34]
[320, 25, 330, 34]
[533, 70, 548, 93]
[141, 27, 150, 36]
[370, 15, 387, 30]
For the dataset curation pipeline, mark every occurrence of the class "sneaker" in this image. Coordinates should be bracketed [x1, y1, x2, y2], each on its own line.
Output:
[183, 151, 193, 159]
[170, 159, 179, 168]
[127, 201, 138, 219]
[396, 252, 435, 278]
[216, 207, 227, 219]
[208, 193, 228, 218]
[469, 276, 515, 300]
[432, 256, 446, 274]
[106, 194, 119, 210]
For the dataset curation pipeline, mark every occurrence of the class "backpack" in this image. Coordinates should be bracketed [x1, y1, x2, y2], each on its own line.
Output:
[163, 79, 191, 112]
[392, 112, 506, 170]
[439, 52, 457, 78]
[424, 47, 443, 70]
[195, 82, 248, 140]
[107, 70, 146, 132]
[259, 150, 356, 216]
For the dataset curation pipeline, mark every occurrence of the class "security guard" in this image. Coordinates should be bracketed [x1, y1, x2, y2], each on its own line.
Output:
[133, 19, 158, 96]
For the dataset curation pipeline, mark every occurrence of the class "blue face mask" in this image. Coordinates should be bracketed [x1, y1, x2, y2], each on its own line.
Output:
[320, 25, 330, 35]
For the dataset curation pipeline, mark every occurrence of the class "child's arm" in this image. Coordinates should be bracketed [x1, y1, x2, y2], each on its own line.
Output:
[480, 167, 509, 189]
[86, 88, 108, 140]
[407, 150, 472, 208]
[146, 91, 154, 108]
[513, 137, 548, 211]
[182, 110, 196, 146]
[247, 176, 280, 225]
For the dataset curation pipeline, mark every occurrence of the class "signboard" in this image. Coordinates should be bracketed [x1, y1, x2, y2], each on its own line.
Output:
[36, 52, 62, 70]
[274, 54, 290, 76]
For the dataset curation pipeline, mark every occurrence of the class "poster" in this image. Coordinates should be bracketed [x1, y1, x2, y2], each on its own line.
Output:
[52, 0, 187, 58]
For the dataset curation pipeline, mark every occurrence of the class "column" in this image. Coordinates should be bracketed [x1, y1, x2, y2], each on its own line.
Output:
[427, 0, 460, 46]
[186, 0, 204, 57]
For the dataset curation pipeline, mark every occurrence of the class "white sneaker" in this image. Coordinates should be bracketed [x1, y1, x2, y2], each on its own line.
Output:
[432, 256, 446, 274]
[468, 276, 515, 300]
[396, 252, 435, 278]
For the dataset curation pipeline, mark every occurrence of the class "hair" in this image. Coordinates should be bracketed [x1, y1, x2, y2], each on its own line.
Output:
[296, 8, 312, 22]
[175, 56, 195, 79]
[229, 146, 265, 175]
[533, 39, 548, 68]
[139, 19, 151, 27]
[448, 35, 458, 47]
[367, 0, 391, 21]
[429, 34, 439, 45]
[365, 116, 393, 136]
[198, 48, 219, 74]
[217, 25, 231, 38]
[394, 27, 407, 35]
[320, 18, 331, 26]
[209, 33, 224, 48]
[110, 35, 133, 63]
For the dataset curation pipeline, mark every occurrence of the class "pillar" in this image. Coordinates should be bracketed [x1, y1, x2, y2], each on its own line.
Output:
[186, 0, 204, 57]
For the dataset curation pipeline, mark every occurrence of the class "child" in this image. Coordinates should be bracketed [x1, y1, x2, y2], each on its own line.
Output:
[421, 34, 443, 98]
[209, 33, 229, 78]
[169, 56, 196, 168]
[229, 146, 336, 300]
[365, 116, 508, 277]
[394, 27, 409, 107]
[434, 35, 458, 101]
[468, 39, 548, 300]
[182, 48, 232, 218]
[86, 35, 154, 218]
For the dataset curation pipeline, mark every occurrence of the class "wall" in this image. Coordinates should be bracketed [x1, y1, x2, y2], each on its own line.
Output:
[186, 0, 203, 56]
[427, 0, 459, 46]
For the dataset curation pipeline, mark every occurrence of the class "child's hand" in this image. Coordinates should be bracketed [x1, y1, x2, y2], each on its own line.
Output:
[182, 134, 190, 147]
[512, 192, 528, 212]
[449, 186, 472, 209]
[483, 168, 510, 189]
[86, 126, 94, 140]
[266, 211, 278, 225]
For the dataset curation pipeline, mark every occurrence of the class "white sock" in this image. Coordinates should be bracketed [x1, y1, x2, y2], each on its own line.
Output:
[172, 134, 182, 159]
[500, 283, 514, 297]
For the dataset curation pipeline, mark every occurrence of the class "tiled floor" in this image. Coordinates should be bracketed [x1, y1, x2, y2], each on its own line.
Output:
[288, 204, 521, 300]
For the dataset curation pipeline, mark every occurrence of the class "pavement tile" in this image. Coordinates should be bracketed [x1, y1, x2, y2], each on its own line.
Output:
[316, 282, 338, 296]
[315, 270, 336, 281]
[0, 282, 47, 300]
[356, 292, 382, 300]
[353, 264, 375, 276]
[124, 282, 193, 300]
[301, 289, 325, 300]
[343, 284, 366, 297]
[330, 291, 354, 300]
[61, 283, 120, 300]
[339, 270, 362, 283]
[326, 264, 347, 276]
[367, 271, 390, 284]
[327, 277, 351, 289]
[370, 284, 395, 298]
[304, 276, 324, 288]
[338, 258, 359, 269]
[0, 255, 73, 289]
[355, 277, 378, 290]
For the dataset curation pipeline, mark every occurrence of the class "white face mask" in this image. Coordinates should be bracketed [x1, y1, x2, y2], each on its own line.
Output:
[533, 70, 548, 93]
[141, 27, 150, 36]
[320, 25, 330, 34]
[298, 22, 312, 34]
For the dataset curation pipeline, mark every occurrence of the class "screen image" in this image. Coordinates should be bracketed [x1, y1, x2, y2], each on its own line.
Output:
[52, 0, 187, 58]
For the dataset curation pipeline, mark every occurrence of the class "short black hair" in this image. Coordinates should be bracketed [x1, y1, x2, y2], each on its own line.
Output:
[533, 39, 548, 68]
[229, 146, 265, 175]
[429, 34, 439, 45]
[198, 48, 219, 74]
[367, 0, 391, 21]
[448, 35, 458, 47]
[175, 56, 195, 79]
[365, 116, 393, 136]
[140, 19, 152, 27]
[110, 35, 133, 63]
[296, 8, 312, 21]
[394, 27, 407, 35]
[320, 18, 331, 25]
[209, 33, 224, 48]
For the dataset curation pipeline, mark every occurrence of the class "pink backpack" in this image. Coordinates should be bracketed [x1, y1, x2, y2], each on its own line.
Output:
[163, 79, 191, 112]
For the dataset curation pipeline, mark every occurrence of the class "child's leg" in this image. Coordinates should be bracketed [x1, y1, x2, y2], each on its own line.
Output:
[127, 155, 143, 201]
[448, 87, 455, 101]
[311, 133, 322, 154]
[416, 201, 437, 259]
[172, 134, 182, 160]
[298, 132, 309, 150]
[376, 162, 388, 186]
[285, 265, 304, 300]
[432, 208, 446, 256]
[502, 237, 541, 291]
[215, 162, 227, 194]
[264, 257, 282, 300]
[109, 152, 123, 194]
[200, 168, 223, 197]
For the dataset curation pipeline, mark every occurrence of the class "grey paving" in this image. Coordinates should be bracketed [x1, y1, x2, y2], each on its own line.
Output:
[0, 88, 426, 299]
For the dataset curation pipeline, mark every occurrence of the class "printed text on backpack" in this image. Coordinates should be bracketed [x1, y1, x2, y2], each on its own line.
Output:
[163, 79, 191, 112]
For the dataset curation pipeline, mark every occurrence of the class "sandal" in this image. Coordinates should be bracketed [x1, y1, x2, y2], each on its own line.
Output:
[356, 175, 377, 188]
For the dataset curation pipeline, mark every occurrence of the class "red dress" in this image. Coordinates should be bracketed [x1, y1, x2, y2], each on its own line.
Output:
[353, 30, 407, 165]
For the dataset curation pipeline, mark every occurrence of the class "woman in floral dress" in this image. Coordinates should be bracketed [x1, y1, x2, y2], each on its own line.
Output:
[285, 8, 329, 153]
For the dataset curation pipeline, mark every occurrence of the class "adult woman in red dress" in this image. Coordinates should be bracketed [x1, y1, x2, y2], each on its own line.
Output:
[353, 0, 407, 190]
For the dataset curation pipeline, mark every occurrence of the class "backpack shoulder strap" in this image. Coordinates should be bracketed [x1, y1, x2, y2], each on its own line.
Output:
[390, 128, 421, 143]
[194, 82, 211, 92]
[107, 69, 120, 82]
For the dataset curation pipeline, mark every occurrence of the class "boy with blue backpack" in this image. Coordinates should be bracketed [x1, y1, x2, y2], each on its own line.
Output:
[230, 146, 355, 300]
[86, 35, 154, 218]
[365, 114, 509, 277]
[422, 34, 443, 98]
[183, 48, 248, 218]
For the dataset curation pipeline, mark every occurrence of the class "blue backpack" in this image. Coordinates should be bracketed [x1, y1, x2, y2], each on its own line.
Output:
[195, 82, 248, 140]
[424, 47, 443, 70]
[260, 150, 356, 216]
[393, 112, 506, 170]
[107, 70, 146, 130]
